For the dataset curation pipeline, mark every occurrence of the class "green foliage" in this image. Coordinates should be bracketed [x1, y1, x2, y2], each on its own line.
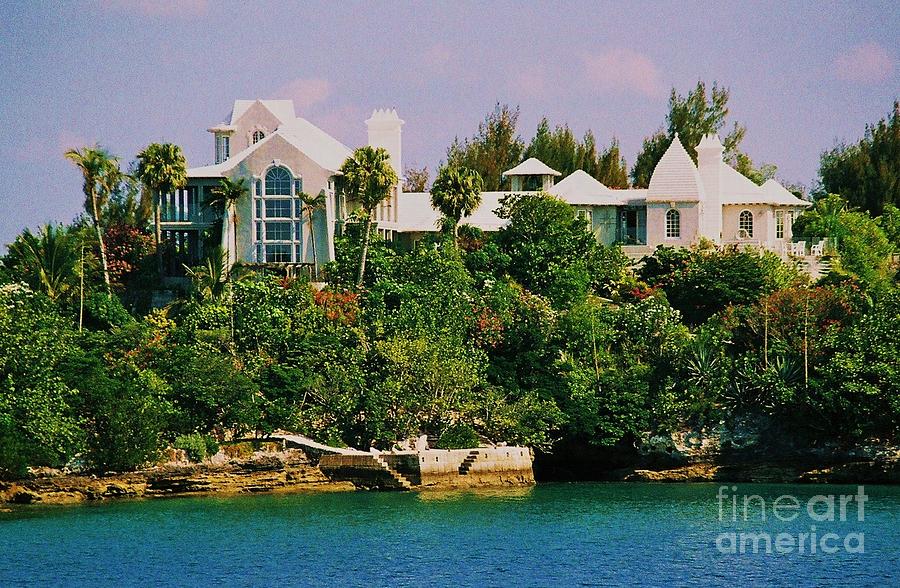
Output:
[435, 423, 480, 450]
[0, 284, 83, 478]
[631, 81, 767, 187]
[84, 292, 133, 329]
[174, 433, 218, 462]
[446, 103, 525, 191]
[430, 165, 484, 244]
[795, 194, 894, 285]
[495, 193, 596, 308]
[642, 245, 800, 325]
[818, 101, 899, 216]
[4, 224, 88, 303]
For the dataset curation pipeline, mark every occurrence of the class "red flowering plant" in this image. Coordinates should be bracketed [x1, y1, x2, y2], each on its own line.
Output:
[314, 288, 360, 325]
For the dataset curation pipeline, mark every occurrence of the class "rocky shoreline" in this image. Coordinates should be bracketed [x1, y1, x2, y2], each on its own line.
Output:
[613, 458, 900, 484]
[0, 449, 354, 506]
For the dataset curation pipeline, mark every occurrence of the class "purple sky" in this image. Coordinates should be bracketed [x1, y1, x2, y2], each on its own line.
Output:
[0, 0, 897, 248]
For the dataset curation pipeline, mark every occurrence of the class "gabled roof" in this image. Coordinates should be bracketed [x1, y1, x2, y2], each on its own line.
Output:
[549, 170, 622, 205]
[718, 164, 812, 207]
[276, 118, 352, 172]
[229, 100, 296, 125]
[188, 117, 352, 177]
[762, 179, 812, 207]
[647, 134, 706, 202]
[503, 157, 561, 177]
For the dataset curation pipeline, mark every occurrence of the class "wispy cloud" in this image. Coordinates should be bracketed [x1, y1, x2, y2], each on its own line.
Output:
[99, 0, 209, 17]
[582, 48, 664, 98]
[833, 42, 894, 83]
[274, 78, 333, 112]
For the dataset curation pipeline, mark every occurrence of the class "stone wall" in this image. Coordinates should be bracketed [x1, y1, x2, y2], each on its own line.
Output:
[319, 447, 535, 490]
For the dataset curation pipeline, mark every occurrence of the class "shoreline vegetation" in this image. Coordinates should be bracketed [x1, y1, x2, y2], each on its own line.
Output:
[2, 91, 899, 494]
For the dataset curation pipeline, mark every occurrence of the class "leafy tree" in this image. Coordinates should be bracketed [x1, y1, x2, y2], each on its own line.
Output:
[879, 204, 900, 250]
[446, 103, 525, 191]
[0, 284, 83, 478]
[643, 246, 800, 325]
[631, 81, 748, 187]
[818, 101, 900, 216]
[795, 194, 894, 284]
[402, 165, 429, 192]
[135, 143, 188, 277]
[733, 152, 778, 186]
[596, 138, 629, 188]
[339, 146, 398, 287]
[429, 165, 484, 247]
[65, 146, 122, 291]
[204, 177, 248, 269]
[495, 193, 596, 308]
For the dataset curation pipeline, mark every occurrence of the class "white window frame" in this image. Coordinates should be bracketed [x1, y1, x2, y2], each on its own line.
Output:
[252, 165, 306, 263]
[739, 209, 754, 238]
[776, 210, 785, 239]
[665, 208, 680, 239]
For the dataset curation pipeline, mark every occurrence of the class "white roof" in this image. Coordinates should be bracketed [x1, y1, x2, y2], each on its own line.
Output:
[647, 134, 706, 202]
[188, 116, 351, 177]
[549, 170, 623, 205]
[230, 100, 296, 125]
[276, 117, 352, 172]
[389, 192, 507, 233]
[503, 157, 561, 177]
[718, 164, 811, 207]
[762, 179, 812, 207]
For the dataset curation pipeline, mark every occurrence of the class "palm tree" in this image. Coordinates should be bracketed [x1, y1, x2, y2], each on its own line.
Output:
[184, 246, 229, 303]
[65, 146, 121, 292]
[6, 224, 81, 301]
[298, 189, 327, 275]
[429, 165, 484, 248]
[339, 146, 398, 287]
[135, 143, 188, 277]
[204, 177, 248, 271]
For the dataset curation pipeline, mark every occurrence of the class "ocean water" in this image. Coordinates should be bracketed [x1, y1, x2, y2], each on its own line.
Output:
[1, 483, 898, 587]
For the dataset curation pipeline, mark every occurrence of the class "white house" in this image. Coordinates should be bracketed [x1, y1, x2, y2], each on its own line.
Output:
[160, 99, 810, 274]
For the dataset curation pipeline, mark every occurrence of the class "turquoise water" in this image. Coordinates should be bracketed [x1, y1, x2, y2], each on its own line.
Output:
[2, 483, 898, 586]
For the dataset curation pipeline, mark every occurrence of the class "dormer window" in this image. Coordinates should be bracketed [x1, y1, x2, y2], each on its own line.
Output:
[252, 130, 265, 144]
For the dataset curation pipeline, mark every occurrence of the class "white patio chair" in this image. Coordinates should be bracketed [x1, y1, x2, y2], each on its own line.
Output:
[791, 241, 806, 256]
[810, 240, 825, 256]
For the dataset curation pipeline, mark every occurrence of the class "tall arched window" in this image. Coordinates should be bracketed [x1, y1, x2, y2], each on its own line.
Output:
[252, 130, 265, 144]
[265, 166, 292, 195]
[665, 208, 680, 239]
[739, 210, 754, 238]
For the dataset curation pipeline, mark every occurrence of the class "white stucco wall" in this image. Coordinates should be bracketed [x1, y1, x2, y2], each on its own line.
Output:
[646, 201, 699, 247]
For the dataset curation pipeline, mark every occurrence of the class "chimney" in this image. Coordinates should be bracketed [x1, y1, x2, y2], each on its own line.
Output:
[365, 109, 404, 179]
[696, 133, 724, 242]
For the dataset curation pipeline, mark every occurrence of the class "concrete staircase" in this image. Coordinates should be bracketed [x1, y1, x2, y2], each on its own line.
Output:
[796, 256, 833, 281]
[458, 450, 480, 476]
[372, 455, 414, 489]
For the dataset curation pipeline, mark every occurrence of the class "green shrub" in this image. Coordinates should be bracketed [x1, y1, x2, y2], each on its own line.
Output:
[174, 433, 209, 462]
[435, 424, 480, 449]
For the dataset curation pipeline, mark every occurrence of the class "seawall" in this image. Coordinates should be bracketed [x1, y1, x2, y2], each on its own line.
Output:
[319, 447, 535, 490]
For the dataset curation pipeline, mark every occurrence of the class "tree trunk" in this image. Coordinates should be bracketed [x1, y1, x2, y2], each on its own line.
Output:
[308, 207, 319, 279]
[91, 191, 111, 292]
[453, 218, 459, 250]
[231, 205, 238, 274]
[357, 216, 372, 288]
[154, 191, 164, 278]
